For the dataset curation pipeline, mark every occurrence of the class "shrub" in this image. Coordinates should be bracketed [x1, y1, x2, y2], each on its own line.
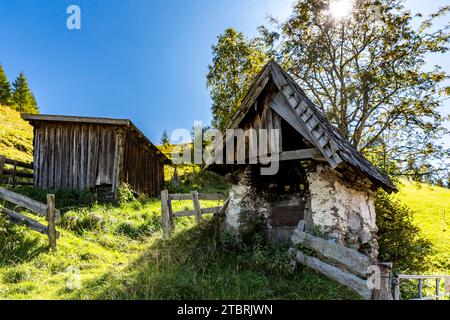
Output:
[117, 183, 135, 205]
[376, 192, 433, 274]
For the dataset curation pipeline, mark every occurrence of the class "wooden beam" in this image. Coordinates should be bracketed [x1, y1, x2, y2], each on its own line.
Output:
[2, 157, 33, 170]
[291, 229, 372, 278]
[170, 193, 227, 201]
[1, 170, 34, 179]
[21, 114, 131, 126]
[1, 207, 48, 235]
[294, 249, 373, 300]
[278, 148, 322, 162]
[0, 187, 60, 221]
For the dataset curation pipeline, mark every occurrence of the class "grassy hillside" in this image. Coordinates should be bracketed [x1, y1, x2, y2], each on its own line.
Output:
[0, 187, 357, 300]
[0, 104, 33, 162]
[393, 180, 450, 272]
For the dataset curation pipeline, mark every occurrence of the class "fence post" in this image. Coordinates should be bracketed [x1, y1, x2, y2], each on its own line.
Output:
[418, 278, 423, 299]
[167, 193, 174, 230]
[46, 194, 57, 249]
[161, 190, 171, 239]
[393, 275, 400, 300]
[372, 262, 393, 300]
[0, 156, 5, 184]
[192, 191, 202, 224]
[11, 161, 17, 189]
[436, 278, 441, 300]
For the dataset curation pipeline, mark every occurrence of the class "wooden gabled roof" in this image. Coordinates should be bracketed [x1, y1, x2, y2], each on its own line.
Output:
[224, 60, 397, 193]
[21, 114, 170, 164]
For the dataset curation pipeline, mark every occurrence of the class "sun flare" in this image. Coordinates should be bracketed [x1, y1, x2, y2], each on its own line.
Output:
[328, 0, 354, 20]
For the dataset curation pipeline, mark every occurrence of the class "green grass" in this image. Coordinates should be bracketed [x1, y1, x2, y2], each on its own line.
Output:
[0, 104, 33, 162]
[393, 180, 450, 273]
[0, 189, 357, 300]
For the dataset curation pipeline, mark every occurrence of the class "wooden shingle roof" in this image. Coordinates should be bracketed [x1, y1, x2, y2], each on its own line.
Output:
[224, 60, 397, 192]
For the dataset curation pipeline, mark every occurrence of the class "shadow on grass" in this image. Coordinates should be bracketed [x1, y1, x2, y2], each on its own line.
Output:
[73, 221, 359, 300]
[0, 221, 48, 266]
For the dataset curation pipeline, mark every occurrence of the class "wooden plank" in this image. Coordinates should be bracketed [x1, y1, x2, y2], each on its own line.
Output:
[2, 157, 33, 170]
[0, 156, 6, 183]
[268, 92, 315, 146]
[294, 249, 372, 300]
[0, 187, 60, 221]
[21, 114, 131, 126]
[1, 170, 34, 179]
[192, 191, 202, 223]
[173, 210, 196, 218]
[291, 230, 372, 278]
[1, 207, 48, 235]
[170, 193, 227, 201]
[278, 148, 320, 162]
[201, 206, 223, 215]
[46, 194, 57, 249]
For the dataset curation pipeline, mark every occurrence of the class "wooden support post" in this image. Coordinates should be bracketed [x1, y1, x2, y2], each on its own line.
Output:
[167, 194, 174, 230]
[436, 278, 441, 300]
[0, 156, 5, 184]
[161, 190, 171, 239]
[372, 262, 393, 300]
[418, 279, 423, 299]
[46, 194, 57, 249]
[192, 191, 202, 223]
[393, 276, 400, 300]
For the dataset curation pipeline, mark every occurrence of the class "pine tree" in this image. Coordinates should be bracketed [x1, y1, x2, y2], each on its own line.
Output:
[0, 63, 12, 105]
[161, 130, 170, 146]
[12, 72, 39, 114]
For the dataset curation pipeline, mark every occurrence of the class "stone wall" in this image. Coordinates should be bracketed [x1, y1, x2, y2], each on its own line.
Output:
[224, 163, 379, 260]
[306, 165, 378, 260]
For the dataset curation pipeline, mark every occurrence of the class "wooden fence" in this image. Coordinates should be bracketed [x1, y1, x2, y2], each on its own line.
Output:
[290, 223, 392, 300]
[161, 190, 229, 239]
[0, 187, 60, 249]
[393, 274, 450, 300]
[0, 156, 34, 187]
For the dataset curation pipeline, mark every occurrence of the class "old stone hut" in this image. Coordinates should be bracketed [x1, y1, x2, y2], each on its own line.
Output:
[207, 61, 397, 260]
[22, 114, 170, 197]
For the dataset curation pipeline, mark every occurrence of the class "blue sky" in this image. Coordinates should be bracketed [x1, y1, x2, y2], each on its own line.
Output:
[0, 0, 448, 147]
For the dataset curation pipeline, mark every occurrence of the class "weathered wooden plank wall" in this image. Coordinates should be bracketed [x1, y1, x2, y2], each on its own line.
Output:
[123, 132, 164, 196]
[34, 123, 116, 190]
[32, 121, 165, 196]
[233, 102, 283, 163]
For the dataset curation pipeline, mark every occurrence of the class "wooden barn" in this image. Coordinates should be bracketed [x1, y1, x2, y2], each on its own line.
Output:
[21, 114, 170, 197]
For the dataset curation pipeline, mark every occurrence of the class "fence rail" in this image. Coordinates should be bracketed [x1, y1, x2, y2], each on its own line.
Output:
[0, 156, 34, 187]
[0, 187, 59, 248]
[393, 274, 450, 300]
[161, 190, 229, 239]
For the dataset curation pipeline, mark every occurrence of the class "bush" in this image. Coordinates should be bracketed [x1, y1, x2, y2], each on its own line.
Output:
[376, 192, 434, 274]
[117, 183, 135, 205]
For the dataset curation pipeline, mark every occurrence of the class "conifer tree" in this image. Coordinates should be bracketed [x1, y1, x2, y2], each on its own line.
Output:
[12, 72, 39, 114]
[0, 63, 12, 105]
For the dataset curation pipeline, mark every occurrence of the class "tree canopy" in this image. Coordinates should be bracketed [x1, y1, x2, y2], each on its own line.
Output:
[207, 28, 268, 131]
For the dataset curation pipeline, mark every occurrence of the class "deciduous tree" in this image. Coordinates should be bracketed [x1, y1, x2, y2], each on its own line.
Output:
[207, 28, 268, 130]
